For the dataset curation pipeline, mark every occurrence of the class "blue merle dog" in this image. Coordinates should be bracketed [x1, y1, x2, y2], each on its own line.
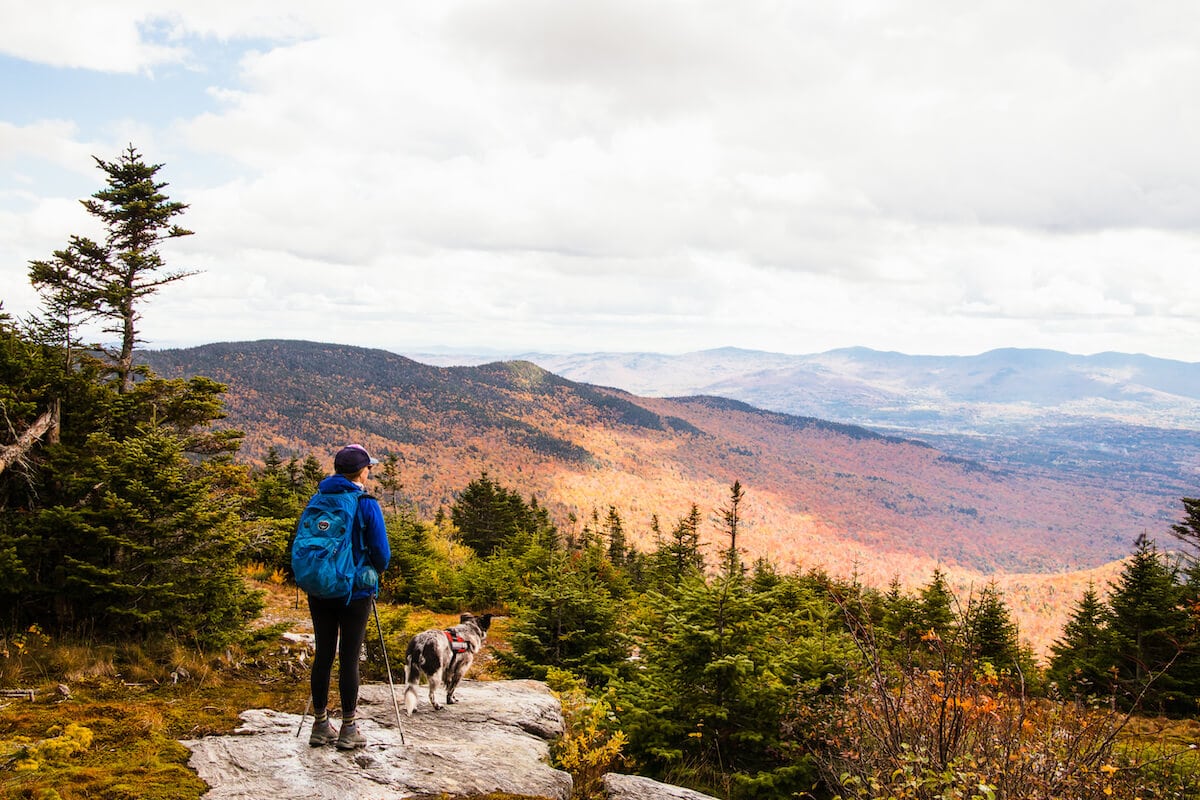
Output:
[403, 612, 493, 714]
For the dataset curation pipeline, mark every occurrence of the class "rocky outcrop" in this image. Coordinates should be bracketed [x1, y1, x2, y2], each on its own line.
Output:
[603, 773, 721, 800]
[183, 679, 572, 799]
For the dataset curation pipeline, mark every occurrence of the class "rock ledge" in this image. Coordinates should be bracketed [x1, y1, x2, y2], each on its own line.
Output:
[183, 679, 572, 799]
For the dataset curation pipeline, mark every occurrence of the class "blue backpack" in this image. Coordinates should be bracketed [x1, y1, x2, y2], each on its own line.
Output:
[292, 489, 373, 601]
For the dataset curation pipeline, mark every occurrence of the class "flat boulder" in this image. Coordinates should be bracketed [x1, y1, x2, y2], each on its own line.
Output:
[603, 773, 721, 800]
[183, 679, 572, 799]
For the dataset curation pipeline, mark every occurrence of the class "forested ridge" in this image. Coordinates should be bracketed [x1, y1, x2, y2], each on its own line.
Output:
[4, 148, 1200, 799]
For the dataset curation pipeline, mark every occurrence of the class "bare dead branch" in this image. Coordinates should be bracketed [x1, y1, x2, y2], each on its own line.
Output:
[0, 404, 59, 476]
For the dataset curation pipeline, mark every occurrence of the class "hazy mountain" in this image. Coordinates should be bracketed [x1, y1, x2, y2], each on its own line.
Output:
[487, 346, 1200, 423]
[449, 347, 1200, 501]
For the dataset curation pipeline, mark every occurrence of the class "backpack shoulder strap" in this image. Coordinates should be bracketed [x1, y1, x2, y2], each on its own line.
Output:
[351, 490, 375, 559]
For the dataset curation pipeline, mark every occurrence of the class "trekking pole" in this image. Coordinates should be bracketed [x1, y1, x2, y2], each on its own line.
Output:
[296, 696, 311, 738]
[372, 597, 406, 745]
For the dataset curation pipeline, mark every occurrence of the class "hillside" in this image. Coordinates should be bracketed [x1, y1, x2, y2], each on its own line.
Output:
[140, 340, 1185, 651]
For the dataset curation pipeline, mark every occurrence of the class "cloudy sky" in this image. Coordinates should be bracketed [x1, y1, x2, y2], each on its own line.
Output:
[2, 1, 1198, 361]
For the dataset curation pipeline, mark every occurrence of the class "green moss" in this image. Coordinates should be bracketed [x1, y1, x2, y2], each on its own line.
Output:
[0, 707, 209, 800]
[0, 647, 308, 800]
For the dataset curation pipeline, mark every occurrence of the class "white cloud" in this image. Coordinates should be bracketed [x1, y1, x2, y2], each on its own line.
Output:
[0, 0, 330, 72]
[3, 0, 1200, 360]
[0, 1, 180, 72]
[0, 120, 98, 173]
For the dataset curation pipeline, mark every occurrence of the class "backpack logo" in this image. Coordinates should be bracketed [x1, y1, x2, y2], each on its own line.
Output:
[291, 490, 364, 601]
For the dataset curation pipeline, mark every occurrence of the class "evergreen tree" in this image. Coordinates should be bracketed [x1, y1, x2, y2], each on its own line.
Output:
[580, 507, 602, 551]
[240, 452, 305, 569]
[1170, 497, 1200, 566]
[1047, 582, 1114, 697]
[1105, 536, 1195, 711]
[650, 504, 705, 586]
[613, 572, 852, 799]
[285, 455, 302, 487]
[749, 557, 781, 593]
[262, 446, 283, 475]
[718, 480, 745, 579]
[451, 472, 547, 556]
[31, 428, 259, 646]
[375, 452, 404, 511]
[878, 576, 927, 655]
[502, 552, 631, 687]
[283, 454, 322, 499]
[2, 148, 261, 647]
[27, 145, 194, 393]
[301, 455, 324, 486]
[605, 505, 627, 565]
[250, 447, 297, 520]
[918, 568, 956, 639]
[961, 581, 1021, 669]
[379, 513, 465, 608]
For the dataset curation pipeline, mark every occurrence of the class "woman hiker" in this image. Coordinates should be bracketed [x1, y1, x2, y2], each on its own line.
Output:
[304, 444, 391, 749]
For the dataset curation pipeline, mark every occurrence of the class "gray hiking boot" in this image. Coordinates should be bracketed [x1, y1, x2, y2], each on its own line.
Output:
[308, 718, 338, 747]
[336, 721, 367, 750]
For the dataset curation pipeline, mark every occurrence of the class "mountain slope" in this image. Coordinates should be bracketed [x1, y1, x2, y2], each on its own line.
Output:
[141, 340, 1173, 578]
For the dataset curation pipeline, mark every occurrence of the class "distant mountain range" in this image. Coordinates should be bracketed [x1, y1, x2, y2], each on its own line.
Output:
[407, 346, 1200, 501]
[140, 339, 1195, 653]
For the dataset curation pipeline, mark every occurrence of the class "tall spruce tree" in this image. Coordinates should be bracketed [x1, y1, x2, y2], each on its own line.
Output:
[961, 581, 1021, 669]
[1047, 581, 1114, 697]
[605, 505, 627, 565]
[718, 480, 745, 579]
[1170, 497, 1200, 566]
[1105, 536, 1195, 711]
[451, 472, 539, 555]
[880, 576, 924, 651]
[375, 452, 404, 511]
[28, 145, 194, 393]
[5, 148, 261, 646]
[919, 568, 957, 638]
[651, 504, 705, 586]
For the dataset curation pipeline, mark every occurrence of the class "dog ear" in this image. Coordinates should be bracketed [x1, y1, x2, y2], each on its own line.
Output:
[459, 612, 474, 623]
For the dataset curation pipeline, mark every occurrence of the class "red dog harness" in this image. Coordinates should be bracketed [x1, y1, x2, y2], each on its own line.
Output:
[444, 630, 471, 659]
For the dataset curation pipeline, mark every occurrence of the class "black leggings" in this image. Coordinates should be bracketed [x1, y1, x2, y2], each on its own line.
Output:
[308, 595, 372, 716]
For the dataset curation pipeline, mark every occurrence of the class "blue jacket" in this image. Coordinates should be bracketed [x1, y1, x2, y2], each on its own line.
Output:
[316, 475, 390, 599]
